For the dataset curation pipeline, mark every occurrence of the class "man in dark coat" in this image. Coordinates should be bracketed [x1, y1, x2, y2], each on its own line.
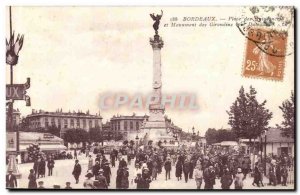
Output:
[141, 168, 152, 189]
[175, 161, 183, 181]
[183, 159, 190, 183]
[252, 162, 261, 187]
[110, 151, 116, 167]
[93, 161, 101, 178]
[220, 168, 233, 189]
[189, 158, 195, 179]
[74, 149, 77, 160]
[281, 165, 288, 186]
[94, 169, 108, 189]
[28, 169, 37, 189]
[276, 164, 282, 185]
[116, 167, 123, 189]
[47, 157, 55, 176]
[134, 173, 145, 189]
[103, 162, 111, 186]
[33, 158, 41, 178]
[164, 158, 172, 180]
[119, 158, 127, 169]
[203, 166, 216, 189]
[268, 163, 277, 186]
[39, 158, 46, 178]
[121, 167, 129, 189]
[72, 160, 81, 184]
[6, 170, 17, 188]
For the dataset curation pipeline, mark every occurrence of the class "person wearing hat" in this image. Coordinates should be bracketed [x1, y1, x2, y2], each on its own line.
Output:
[134, 172, 144, 189]
[65, 182, 72, 189]
[87, 155, 93, 171]
[6, 169, 17, 188]
[141, 168, 152, 189]
[234, 167, 245, 189]
[268, 161, 277, 186]
[28, 169, 37, 189]
[83, 170, 94, 189]
[103, 162, 111, 186]
[220, 168, 233, 189]
[164, 157, 172, 181]
[119, 158, 127, 169]
[203, 165, 216, 189]
[33, 157, 41, 178]
[175, 160, 183, 181]
[151, 159, 158, 180]
[281, 164, 288, 186]
[72, 160, 82, 184]
[120, 167, 129, 189]
[37, 181, 45, 189]
[116, 167, 123, 189]
[94, 169, 108, 189]
[252, 162, 261, 187]
[47, 156, 55, 176]
[93, 161, 101, 178]
[183, 159, 191, 183]
[194, 164, 203, 189]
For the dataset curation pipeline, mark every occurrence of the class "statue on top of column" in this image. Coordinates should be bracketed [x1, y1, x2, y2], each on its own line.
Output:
[150, 10, 163, 35]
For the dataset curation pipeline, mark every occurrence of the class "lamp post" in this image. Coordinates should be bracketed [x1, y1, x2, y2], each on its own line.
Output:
[135, 135, 139, 150]
[6, 6, 27, 179]
[262, 130, 267, 175]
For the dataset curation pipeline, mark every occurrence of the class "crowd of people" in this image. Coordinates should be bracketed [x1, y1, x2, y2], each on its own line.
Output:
[6, 144, 294, 190]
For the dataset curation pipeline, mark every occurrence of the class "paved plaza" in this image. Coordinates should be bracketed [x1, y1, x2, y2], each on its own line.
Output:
[15, 152, 294, 190]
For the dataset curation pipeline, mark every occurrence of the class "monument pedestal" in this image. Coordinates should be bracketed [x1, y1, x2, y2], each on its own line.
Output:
[7, 153, 22, 179]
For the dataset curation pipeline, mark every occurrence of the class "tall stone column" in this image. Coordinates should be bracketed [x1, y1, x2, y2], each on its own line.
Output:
[149, 34, 165, 122]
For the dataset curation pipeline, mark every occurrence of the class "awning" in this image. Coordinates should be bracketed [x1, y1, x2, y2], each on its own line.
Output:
[19, 144, 67, 152]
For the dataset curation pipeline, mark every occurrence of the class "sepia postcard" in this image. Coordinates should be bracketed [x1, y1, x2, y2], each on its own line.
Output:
[5, 6, 295, 190]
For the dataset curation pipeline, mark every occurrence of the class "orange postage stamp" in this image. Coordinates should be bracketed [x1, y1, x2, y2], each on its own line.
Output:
[242, 28, 288, 81]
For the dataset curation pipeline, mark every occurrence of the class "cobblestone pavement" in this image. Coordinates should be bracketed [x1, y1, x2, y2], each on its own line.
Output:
[15, 153, 294, 190]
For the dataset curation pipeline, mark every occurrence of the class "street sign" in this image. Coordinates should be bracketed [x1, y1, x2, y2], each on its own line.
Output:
[6, 84, 26, 100]
[6, 78, 30, 100]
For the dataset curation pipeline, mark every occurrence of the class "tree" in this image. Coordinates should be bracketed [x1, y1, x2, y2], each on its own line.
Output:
[205, 128, 218, 144]
[227, 86, 272, 142]
[216, 129, 237, 143]
[27, 144, 41, 162]
[63, 128, 89, 144]
[277, 91, 294, 138]
[89, 127, 103, 142]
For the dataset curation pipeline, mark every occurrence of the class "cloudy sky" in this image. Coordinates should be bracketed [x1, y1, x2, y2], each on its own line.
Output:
[7, 7, 294, 135]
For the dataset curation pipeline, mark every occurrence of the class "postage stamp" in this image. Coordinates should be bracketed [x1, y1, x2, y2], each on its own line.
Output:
[242, 28, 288, 81]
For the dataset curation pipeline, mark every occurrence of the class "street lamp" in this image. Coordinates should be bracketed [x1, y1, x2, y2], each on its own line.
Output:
[135, 135, 139, 150]
[261, 130, 267, 175]
[192, 126, 195, 141]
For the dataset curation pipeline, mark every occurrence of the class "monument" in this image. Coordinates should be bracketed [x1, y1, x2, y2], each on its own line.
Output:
[140, 10, 174, 143]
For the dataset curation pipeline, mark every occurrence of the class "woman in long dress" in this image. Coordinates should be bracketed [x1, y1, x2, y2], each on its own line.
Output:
[28, 169, 37, 189]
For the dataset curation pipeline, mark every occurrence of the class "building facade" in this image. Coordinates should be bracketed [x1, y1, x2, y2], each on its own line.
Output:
[109, 113, 149, 140]
[25, 109, 102, 137]
[102, 113, 183, 141]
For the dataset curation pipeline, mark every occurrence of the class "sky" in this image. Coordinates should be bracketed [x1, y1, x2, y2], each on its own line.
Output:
[6, 7, 294, 136]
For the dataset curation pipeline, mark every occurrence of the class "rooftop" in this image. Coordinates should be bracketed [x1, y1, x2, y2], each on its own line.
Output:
[265, 128, 294, 143]
[27, 109, 102, 119]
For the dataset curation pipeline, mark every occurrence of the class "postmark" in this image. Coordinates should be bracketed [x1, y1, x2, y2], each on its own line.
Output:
[242, 27, 287, 81]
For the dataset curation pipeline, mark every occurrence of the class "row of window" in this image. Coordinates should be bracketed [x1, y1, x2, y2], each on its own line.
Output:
[42, 117, 100, 129]
[111, 121, 140, 131]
